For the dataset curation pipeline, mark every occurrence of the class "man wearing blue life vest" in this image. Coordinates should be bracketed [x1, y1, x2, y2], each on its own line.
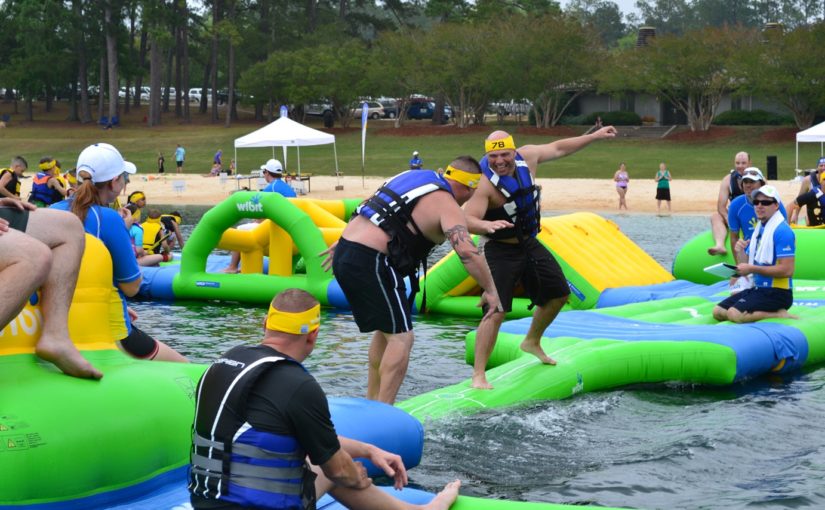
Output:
[708, 151, 751, 256]
[409, 151, 423, 170]
[713, 185, 797, 324]
[788, 157, 825, 227]
[0, 197, 102, 379]
[464, 127, 617, 390]
[261, 159, 297, 197]
[189, 288, 460, 510]
[324, 156, 502, 404]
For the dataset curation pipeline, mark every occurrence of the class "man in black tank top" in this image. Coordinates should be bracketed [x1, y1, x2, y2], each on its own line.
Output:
[708, 151, 750, 256]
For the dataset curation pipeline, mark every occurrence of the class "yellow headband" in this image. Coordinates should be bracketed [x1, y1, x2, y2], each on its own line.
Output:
[38, 160, 57, 171]
[485, 135, 516, 153]
[266, 304, 320, 335]
[129, 192, 146, 203]
[443, 165, 480, 189]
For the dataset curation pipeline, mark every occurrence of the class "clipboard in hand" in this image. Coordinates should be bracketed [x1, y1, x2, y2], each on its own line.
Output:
[704, 262, 739, 278]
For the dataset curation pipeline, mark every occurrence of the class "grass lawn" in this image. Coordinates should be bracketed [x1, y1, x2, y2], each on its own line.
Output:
[0, 101, 820, 180]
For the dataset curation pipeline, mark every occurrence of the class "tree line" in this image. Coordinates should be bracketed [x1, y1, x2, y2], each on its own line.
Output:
[0, 0, 823, 130]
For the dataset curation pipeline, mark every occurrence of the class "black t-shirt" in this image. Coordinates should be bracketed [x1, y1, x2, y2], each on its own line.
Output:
[192, 352, 340, 510]
[795, 190, 824, 226]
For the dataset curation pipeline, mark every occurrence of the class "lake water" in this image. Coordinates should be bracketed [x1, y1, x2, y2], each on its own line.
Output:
[133, 211, 825, 509]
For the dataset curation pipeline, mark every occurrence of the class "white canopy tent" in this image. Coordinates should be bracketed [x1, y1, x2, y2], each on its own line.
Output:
[796, 120, 825, 172]
[233, 116, 340, 177]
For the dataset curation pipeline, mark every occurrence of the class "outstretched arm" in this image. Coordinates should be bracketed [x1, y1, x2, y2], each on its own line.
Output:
[462, 179, 513, 235]
[520, 126, 617, 168]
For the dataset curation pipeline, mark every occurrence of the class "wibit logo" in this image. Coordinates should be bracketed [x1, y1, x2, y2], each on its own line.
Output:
[237, 193, 264, 213]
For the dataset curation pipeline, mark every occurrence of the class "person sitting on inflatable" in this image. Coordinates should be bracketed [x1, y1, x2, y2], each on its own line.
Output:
[28, 157, 68, 207]
[189, 288, 460, 510]
[127, 190, 147, 223]
[713, 185, 797, 324]
[0, 197, 102, 379]
[51, 143, 186, 362]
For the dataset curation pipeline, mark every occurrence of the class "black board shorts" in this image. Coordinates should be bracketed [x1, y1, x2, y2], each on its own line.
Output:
[332, 237, 413, 334]
[0, 206, 29, 232]
[716, 287, 793, 314]
[484, 237, 569, 313]
[656, 188, 671, 201]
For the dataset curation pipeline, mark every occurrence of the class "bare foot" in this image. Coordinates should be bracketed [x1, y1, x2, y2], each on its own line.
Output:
[471, 373, 493, 390]
[520, 339, 557, 365]
[777, 309, 800, 320]
[220, 267, 240, 274]
[708, 246, 727, 256]
[423, 480, 461, 510]
[36, 335, 103, 379]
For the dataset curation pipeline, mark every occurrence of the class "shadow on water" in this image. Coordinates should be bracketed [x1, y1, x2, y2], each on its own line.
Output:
[130, 210, 825, 509]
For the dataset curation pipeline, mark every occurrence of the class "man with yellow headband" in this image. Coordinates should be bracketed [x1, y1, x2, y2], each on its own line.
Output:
[324, 156, 501, 404]
[190, 289, 461, 510]
[789, 156, 825, 227]
[28, 157, 68, 207]
[464, 126, 616, 390]
[127, 191, 147, 223]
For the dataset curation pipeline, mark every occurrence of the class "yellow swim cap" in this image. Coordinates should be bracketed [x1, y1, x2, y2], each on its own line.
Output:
[128, 191, 146, 204]
[266, 304, 321, 335]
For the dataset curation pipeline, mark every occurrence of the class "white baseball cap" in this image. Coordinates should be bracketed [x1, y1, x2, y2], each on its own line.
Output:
[261, 159, 283, 175]
[742, 167, 765, 182]
[751, 184, 781, 203]
[412, 151, 419, 156]
[76, 143, 136, 183]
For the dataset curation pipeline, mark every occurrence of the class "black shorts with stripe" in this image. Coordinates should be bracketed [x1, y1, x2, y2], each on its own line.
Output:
[332, 237, 413, 334]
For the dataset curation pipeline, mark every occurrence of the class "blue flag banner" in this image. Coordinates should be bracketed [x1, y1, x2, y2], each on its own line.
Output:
[280, 105, 288, 118]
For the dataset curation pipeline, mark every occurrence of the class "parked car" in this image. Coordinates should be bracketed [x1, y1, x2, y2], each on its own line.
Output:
[352, 101, 384, 120]
[406, 101, 451, 121]
[188, 88, 202, 103]
[306, 101, 333, 117]
[379, 99, 399, 119]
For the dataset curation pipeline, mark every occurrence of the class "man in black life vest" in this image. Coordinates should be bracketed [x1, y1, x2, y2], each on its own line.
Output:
[708, 151, 751, 256]
[189, 288, 460, 510]
[464, 127, 617, 390]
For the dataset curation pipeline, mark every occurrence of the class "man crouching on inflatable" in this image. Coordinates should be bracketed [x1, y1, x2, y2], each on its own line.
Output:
[189, 288, 460, 510]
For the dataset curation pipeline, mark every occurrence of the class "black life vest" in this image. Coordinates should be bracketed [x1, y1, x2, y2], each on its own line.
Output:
[356, 170, 452, 277]
[0, 168, 20, 197]
[189, 345, 313, 510]
[728, 169, 744, 200]
[479, 152, 541, 241]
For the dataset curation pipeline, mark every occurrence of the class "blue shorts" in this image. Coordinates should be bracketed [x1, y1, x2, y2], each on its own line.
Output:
[716, 287, 793, 314]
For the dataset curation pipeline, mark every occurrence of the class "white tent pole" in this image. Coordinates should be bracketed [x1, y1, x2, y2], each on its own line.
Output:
[796, 140, 799, 172]
[333, 142, 341, 184]
[297, 146, 301, 176]
[234, 148, 238, 175]
[282, 146, 288, 170]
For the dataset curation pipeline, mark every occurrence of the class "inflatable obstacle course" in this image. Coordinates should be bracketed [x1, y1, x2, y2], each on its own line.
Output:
[419, 212, 673, 316]
[399, 296, 825, 421]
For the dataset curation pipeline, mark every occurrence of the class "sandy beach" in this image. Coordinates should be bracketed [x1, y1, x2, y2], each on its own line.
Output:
[21, 173, 806, 215]
[123, 174, 808, 215]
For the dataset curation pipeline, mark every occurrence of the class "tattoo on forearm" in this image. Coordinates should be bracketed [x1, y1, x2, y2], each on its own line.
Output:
[446, 225, 480, 261]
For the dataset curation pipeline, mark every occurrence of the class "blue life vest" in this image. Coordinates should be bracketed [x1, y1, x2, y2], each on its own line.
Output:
[29, 172, 61, 206]
[480, 152, 541, 241]
[189, 345, 312, 510]
[728, 169, 744, 200]
[356, 170, 452, 276]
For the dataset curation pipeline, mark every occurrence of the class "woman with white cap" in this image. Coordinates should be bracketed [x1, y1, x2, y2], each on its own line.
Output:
[51, 143, 187, 362]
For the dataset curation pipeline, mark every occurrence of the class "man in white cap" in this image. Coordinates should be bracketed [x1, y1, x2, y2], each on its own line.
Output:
[409, 151, 422, 170]
[713, 185, 797, 323]
[261, 158, 296, 197]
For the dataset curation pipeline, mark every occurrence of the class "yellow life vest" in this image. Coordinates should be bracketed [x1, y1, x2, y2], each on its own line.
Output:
[141, 218, 166, 254]
[0, 167, 21, 196]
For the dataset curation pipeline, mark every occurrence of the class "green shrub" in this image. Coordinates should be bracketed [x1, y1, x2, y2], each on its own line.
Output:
[713, 109, 793, 126]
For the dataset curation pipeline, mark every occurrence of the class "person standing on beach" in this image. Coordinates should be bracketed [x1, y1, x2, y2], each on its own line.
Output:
[324, 157, 502, 404]
[463, 127, 617, 390]
[655, 162, 671, 214]
[175, 144, 186, 174]
[708, 151, 750, 256]
[157, 152, 165, 174]
[613, 162, 629, 210]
